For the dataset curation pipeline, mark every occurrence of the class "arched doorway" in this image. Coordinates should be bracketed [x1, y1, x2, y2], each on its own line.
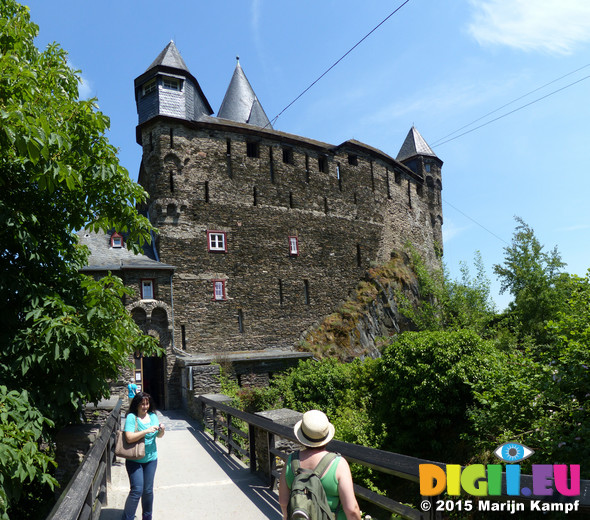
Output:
[142, 355, 166, 409]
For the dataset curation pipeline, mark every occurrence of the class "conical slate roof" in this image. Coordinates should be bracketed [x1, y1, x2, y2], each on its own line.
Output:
[396, 126, 438, 162]
[146, 40, 189, 72]
[217, 58, 272, 128]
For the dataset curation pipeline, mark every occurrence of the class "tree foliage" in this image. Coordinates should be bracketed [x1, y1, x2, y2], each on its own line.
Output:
[0, 387, 58, 520]
[398, 246, 495, 334]
[0, 2, 160, 516]
[493, 216, 568, 342]
[375, 330, 496, 461]
[0, 0, 158, 422]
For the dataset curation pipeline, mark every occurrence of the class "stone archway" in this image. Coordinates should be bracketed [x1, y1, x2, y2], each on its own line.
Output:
[127, 300, 174, 408]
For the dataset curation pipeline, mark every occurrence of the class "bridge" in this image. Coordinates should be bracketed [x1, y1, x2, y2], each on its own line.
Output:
[47, 396, 590, 520]
[99, 409, 281, 519]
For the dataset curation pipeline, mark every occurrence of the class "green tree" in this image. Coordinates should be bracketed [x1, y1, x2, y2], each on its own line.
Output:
[398, 246, 495, 334]
[375, 330, 496, 461]
[493, 217, 568, 343]
[0, 2, 159, 516]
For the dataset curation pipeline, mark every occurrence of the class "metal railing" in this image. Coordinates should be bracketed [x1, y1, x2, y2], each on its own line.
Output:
[46, 399, 122, 520]
[198, 395, 590, 520]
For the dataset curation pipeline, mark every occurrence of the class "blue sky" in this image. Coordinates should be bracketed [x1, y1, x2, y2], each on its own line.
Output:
[24, 0, 590, 310]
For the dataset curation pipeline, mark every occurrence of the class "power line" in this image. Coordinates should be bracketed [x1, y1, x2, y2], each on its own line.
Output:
[266, 0, 412, 128]
[442, 197, 509, 245]
[431, 63, 590, 146]
[436, 69, 590, 245]
[433, 71, 590, 148]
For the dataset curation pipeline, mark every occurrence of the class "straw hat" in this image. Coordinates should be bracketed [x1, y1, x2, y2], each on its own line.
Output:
[293, 410, 335, 448]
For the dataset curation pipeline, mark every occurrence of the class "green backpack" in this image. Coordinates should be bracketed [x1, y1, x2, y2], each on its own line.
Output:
[288, 451, 337, 520]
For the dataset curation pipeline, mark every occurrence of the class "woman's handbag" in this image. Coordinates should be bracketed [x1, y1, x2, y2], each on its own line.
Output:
[115, 417, 145, 459]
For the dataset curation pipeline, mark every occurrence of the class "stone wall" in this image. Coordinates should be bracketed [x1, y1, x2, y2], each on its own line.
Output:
[137, 118, 443, 361]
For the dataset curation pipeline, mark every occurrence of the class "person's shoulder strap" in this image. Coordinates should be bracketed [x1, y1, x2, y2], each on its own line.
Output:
[290, 450, 301, 473]
[313, 452, 337, 478]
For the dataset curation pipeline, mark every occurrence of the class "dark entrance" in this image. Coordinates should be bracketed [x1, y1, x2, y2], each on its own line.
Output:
[142, 355, 166, 409]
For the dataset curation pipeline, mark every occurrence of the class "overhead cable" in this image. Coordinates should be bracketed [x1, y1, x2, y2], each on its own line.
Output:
[266, 0, 412, 128]
[431, 63, 590, 146]
[433, 72, 590, 148]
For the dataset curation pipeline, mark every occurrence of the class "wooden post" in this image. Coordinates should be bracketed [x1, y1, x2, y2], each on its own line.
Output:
[227, 413, 233, 456]
[268, 431, 275, 489]
[248, 424, 257, 473]
[211, 407, 217, 442]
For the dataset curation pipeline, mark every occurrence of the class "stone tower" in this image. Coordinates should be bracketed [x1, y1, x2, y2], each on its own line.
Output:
[125, 42, 444, 406]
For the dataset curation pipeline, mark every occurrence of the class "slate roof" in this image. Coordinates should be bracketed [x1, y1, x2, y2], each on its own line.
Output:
[396, 126, 438, 162]
[146, 40, 189, 72]
[77, 229, 175, 272]
[217, 59, 272, 129]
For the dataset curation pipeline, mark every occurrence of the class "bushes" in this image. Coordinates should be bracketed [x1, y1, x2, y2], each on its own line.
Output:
[375, 330, 497, 461]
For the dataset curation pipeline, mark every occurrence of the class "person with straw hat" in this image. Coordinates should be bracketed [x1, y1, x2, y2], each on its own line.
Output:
[279, 410, 362, 520]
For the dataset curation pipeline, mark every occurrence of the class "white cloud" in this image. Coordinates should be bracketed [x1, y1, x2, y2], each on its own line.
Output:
[558, 223, 590, 232]
[78, 75, 92, 100]
[67, 60, 93, 99]
[442, 218, 471, 244]
[467, 0, 590, 54]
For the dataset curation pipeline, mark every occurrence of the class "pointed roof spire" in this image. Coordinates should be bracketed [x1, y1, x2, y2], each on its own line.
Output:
[146, 40, 189, 72]
[396, 126, 438, 162]
[135, 41, 213, 122]
[218, 58, 272, 129]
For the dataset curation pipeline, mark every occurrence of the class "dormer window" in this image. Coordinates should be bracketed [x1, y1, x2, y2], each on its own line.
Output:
[289, 236, 299, 256]
[111, 233, 123, 248]
[142, 79, 156, 96]
[162, 77, 180, 90]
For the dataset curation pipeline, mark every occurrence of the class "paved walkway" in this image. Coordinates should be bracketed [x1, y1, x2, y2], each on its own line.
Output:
[100, 410, 282, 519]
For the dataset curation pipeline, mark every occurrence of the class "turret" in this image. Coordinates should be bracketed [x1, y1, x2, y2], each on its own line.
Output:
[134, 41, 213, 125]
[217, 57, 272, 128]
[396, 126, 442, 188]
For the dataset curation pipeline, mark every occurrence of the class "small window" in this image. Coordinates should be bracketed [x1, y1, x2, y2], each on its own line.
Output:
[237, 309, 244, 333]
[213, 280, 226, 301]
[282, 148, 294, 164]
[425, 163, 431, 173]
[162, 77, 180, 90]
[111, 232, 123, 248]
[246, 142, 260, 158]
[289, 236, 299, 256]
[142, 79, 156, 96]
[348, 154, 358, 166]
[303, 279, 310, 305]
[141, 279, 154, 300]
[207, 231, 227, 252]
[318, 156, 328, 173]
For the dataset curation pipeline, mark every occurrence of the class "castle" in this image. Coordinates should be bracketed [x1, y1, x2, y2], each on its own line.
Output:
[79, 41, 443, 409]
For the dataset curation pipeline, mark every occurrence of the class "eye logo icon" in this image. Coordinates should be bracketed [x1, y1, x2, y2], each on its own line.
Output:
[494, 442, 534, 463]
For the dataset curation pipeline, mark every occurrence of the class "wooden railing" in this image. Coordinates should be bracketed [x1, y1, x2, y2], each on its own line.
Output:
[46, 399, 122, 520]
[198, 395, 590, 520]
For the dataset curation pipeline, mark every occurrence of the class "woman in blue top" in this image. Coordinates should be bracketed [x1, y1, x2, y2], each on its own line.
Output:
[121, 392, 165, 520]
